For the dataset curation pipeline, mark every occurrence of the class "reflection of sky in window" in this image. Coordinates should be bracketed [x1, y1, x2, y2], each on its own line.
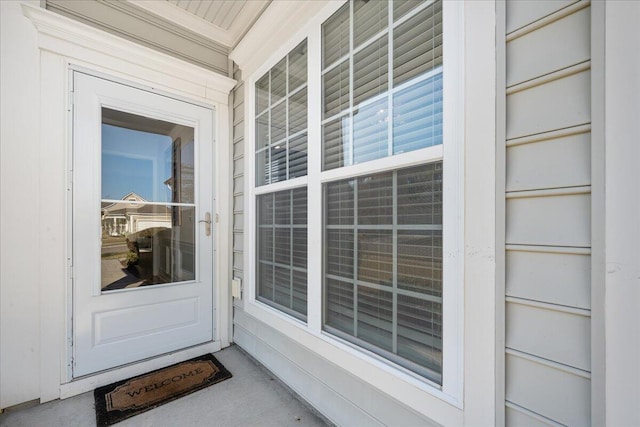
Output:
[101, 124, 172, 202]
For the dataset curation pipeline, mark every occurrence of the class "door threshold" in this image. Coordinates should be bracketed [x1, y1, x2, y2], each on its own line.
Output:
[60, 341, 221, 400]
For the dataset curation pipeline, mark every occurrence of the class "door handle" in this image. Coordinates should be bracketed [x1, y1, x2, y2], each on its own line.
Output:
[199, 212, 211, 236]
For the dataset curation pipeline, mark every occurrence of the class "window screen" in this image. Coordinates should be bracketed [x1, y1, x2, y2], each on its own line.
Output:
[257, 187, 308, 320]
[324, 162, 443, 382]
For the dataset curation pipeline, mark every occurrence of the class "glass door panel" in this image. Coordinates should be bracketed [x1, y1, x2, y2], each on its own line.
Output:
[101, 108, 196, 291]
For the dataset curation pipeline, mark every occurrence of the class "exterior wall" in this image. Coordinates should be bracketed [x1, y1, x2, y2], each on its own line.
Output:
[503, 1, 594, 424]
[1, 1, 235, 409]
[230, 1, 497, 425]
[0, 0, 43, 409]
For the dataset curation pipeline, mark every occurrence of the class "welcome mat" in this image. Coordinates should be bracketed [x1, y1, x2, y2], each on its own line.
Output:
[94, 354, 232, 426]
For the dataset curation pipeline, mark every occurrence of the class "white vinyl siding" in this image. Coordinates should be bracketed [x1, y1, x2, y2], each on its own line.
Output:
[233, 64, 245, 285]
[503, 0, 593, 424]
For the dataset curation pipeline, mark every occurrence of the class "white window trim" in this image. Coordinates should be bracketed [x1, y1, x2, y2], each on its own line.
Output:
[243, 0, 464, 408]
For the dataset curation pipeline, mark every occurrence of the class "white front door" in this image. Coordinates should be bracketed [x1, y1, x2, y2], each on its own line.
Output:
[72, 72, 215, 377]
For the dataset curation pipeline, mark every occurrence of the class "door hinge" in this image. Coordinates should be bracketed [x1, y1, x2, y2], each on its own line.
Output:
[215, 213, 219, 223]
[68, 90, 74, 112]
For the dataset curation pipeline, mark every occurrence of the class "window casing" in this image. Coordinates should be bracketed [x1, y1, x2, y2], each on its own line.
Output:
[246, 0, 462, 399]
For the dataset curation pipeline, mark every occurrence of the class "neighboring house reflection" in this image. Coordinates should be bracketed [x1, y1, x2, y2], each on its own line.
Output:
[101, 192, 171, 236]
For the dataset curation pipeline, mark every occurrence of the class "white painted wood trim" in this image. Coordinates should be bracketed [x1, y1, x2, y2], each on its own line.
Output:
[230, 0, 335, 78]
[21, 3, 237, 102]
[590, 1, 606, 425]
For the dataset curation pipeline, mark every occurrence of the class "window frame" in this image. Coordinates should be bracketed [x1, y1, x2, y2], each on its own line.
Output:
[243, 0, 464, 406]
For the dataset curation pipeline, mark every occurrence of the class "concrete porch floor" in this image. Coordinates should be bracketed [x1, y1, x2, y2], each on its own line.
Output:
[0, 345, 330, 427]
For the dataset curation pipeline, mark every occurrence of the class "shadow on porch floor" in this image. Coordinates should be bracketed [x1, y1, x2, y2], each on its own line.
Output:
[0, 345, 331, 427]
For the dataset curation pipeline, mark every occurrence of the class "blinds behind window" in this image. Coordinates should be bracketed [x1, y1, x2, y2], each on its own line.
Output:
[324, 162, 443, 382]
[257, 188, 308, 320]
[321, 0, 443, 171]
[255, 40, 308, 186]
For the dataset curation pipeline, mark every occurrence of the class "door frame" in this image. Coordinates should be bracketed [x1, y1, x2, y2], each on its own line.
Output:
[24, 3, 236, 402]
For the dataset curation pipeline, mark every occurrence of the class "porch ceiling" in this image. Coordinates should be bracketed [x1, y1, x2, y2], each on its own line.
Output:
[128, 0, 271, 48]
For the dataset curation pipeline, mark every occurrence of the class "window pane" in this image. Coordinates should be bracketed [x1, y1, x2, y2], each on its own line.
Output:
[322, 2, 350, 68]
[271, 101, 286, 144]
[393, 0, 424, 22]
[289, 133, 308, 179]
[274, 228, 290, 265]
[270, 58, 287, 105]
[325, 278, 354, 334]
[323, 60, 350, 119]
[393, 74, 443, 153]
[292, 228, 307, 269]
[292, 187, 307, 225]
[256, 112, 269, 150]
[292, 270, 308, 315]
[256, 74, 269, 115]
[397, 162, 442, 225]
[326, 229, 354, 279]
[289, 88, 307, 135]
[353, 35, 388, 107]
[288, 40, 307, 92]
[397, 230, 442, 295]
[357, 172, 392, 225]
[256, 188, 307, 321]
[358, 230, 392, 286]
[397, 295, 442, 374]
[323, 115, 351, 170]
[357, 286, 393, 351]
[326, 179, 354, 225]
[393, 1, 442, 87]
[353, 0, 388, 49]
[353, 98, 388, 165]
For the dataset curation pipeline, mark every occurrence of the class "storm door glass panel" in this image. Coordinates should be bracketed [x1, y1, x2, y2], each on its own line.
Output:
[101, 107, 196, 292]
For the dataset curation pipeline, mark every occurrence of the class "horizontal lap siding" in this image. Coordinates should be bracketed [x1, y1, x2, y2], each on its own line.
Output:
[504, 1, 592, 424]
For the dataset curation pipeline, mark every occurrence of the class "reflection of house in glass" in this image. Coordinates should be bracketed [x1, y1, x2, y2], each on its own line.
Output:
[101, 192, 171, 237]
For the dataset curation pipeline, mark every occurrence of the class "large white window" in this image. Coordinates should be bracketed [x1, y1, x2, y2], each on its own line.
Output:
[247, 0, 461, 396]
[254, 40, 308, 320]
[320, 0, 444, 384]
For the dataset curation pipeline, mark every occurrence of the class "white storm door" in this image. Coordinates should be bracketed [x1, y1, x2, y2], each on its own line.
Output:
[72, 72, 215, 377]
